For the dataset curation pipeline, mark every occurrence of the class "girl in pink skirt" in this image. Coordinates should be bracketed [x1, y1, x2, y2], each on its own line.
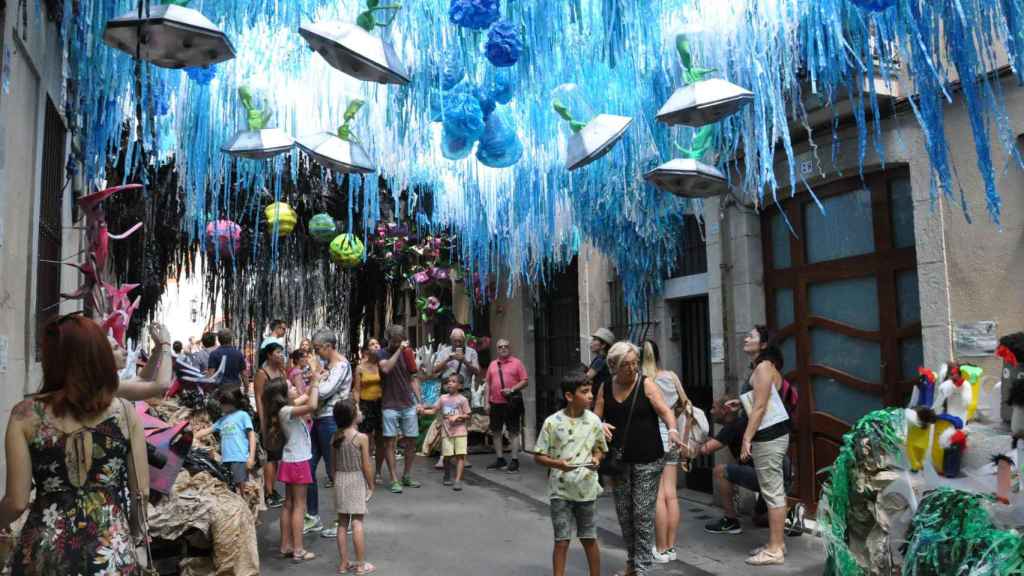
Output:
[263, 379, 319, 562]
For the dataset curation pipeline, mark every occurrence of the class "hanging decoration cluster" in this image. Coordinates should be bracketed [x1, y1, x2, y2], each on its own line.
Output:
[60, 0, 1024, 312]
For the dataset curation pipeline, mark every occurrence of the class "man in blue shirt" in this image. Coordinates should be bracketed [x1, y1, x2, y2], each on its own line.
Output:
[208, 328, 246, 388]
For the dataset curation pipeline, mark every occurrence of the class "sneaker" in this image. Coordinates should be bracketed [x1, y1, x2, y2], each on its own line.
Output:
[487, 458, 508, 471]
[265, 493, 284, 508]
[746, 548, 784, 566]
[505, 459, 520, 474]
[321, 525, 338, 538]
[389, 481, 403, 494]
[651, 546, 670, 564]
[749, 545, 786, 556]
[303, 515, 323, 534]
[324, 478, 335, 489]
[704, 517, 743, 535]
[664, 547, 677, 561]
[453, 480, 463, 491]
[401, 476, 422, 488]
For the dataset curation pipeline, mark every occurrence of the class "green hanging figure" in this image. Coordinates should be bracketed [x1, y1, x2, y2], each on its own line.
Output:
[673, 34, 717, 161]
[238, 86, 272, 131]
[337, 99, 366, 143]
[356, 0, 402, 32]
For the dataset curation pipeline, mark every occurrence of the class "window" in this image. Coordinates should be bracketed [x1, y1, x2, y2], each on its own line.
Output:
[35, 98, 67, 357]
[675, 214, 708, 277]
[762, 169, 921, 505]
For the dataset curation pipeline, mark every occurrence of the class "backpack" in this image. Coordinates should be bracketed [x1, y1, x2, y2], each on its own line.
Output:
[779, 378, 799, 426]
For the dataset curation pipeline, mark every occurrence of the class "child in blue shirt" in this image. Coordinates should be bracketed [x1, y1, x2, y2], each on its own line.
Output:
[196, 388, 256, 491]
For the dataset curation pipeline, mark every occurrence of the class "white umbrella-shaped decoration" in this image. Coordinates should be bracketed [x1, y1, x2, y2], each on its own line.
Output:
[299, 1, 409, 85]
[102, 1, 235, 69]
[221, 87, 294, 160]
[297, 100, 376, 173]
[644, 158, 727, 198]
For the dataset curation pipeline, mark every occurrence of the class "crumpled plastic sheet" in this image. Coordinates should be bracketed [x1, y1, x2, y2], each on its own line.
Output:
[149, 470, 260, 576]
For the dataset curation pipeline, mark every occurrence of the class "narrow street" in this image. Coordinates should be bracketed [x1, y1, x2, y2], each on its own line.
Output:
[258, 454, 824, 575]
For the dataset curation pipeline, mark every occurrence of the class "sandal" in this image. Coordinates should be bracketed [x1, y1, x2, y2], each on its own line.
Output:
[746, 548, 784, 566]
[337, 564, 351, 574]
[353, 563, 377, 575]
[292, 550, 316, 563]
[280, 549, 293, 559]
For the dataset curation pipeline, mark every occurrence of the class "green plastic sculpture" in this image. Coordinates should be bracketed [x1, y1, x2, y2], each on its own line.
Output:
[356, 0, 402, 32]
[337, 99, 366, 143]
[674, 35, 716, 161]
[238, 86, 272, 131]
[552, 101, 586, 134]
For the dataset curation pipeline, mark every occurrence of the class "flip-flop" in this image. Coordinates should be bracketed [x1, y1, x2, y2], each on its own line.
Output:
[337, 565, 351, 574]
[354, 563, 377, 575]
[292, 550, 316, 563]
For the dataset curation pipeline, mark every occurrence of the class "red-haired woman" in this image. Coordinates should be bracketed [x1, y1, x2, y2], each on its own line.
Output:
[0, 313, 166, 575]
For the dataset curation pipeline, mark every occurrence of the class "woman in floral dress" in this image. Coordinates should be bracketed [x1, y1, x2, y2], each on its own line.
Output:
[0, 314, 160, 575]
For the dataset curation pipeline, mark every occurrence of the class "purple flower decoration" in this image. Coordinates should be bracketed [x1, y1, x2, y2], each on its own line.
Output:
[426, 296, 441, 311]
[449, 0, 500, 30]
[431, 267, 451, 281]
[485, 21, 522, 67]
[413, 270, 431, 284]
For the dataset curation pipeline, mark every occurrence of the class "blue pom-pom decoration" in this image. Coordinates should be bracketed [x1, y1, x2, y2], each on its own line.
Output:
[486, 68, 516, 104]
[476, 107, 522, 168]
[474, 85, 496, 118]
[441, 51, 465, 90]
[441, 91, 486, 143]
[485, 21, 523, 67]
[442, 129, 475, 160]
[449, 0, 500, 30]
[185, 66, 216, 85]
[849, 0, 896, 10]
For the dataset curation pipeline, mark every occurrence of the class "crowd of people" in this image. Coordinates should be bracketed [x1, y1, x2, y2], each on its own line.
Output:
[0, 312, 799, 576]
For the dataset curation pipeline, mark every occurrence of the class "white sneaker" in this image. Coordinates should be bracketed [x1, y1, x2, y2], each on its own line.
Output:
[651, 546, 670, 564]
[664, 547, 677, 561]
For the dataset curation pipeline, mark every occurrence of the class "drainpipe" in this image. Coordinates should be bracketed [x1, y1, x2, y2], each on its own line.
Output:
[719, 195, 735, 394]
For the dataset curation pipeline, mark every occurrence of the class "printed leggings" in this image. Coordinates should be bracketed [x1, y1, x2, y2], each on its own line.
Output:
[611, 460, 664, 574]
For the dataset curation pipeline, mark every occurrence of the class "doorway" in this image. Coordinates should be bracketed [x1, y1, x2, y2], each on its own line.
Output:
[533, 260, 582, 431]
[673, 296, 713, 493]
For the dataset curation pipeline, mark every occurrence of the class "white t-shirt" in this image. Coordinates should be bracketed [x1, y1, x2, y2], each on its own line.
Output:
[280, 406, 312, 463]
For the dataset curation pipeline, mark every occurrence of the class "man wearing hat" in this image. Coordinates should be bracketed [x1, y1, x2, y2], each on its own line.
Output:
[586, 328, 615, 395]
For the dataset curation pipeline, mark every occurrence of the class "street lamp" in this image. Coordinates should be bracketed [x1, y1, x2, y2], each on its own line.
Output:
[299, 21, 410, 85]
[102, 3, 235, 69]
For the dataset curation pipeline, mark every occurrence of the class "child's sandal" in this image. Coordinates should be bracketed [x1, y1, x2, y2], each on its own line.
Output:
[353, 563, 376, 575]
[292, 550, 316, 563]
[337, 564, 351, 574]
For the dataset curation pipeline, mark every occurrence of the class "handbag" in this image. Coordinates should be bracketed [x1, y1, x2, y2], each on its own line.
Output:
[598, 372, 643, 479]
[120, 399, 159, 576]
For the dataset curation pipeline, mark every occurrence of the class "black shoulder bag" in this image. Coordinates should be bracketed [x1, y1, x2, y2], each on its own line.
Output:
[598, 372, 642, 479]
[497, 359, 525, 419]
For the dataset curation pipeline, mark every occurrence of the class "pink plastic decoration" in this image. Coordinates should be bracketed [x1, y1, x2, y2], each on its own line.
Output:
[205, 219, 242, 258]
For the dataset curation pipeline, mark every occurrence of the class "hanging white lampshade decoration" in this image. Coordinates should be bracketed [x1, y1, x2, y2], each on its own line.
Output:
[644, 159, 728, 198]
[552, 84, 632, 171]
[299, 2, 409, 85]
[221, 87, 294, 160]
[102, 3, 235, 69]
[296, 100, 376, 173]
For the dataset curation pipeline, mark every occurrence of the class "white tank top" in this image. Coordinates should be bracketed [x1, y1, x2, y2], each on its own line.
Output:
[741, 381, 789, 432]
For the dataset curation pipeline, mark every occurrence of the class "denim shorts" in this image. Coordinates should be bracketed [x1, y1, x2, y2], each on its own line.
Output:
[382, 406, 419, 438]
[550, 499, 598, 541]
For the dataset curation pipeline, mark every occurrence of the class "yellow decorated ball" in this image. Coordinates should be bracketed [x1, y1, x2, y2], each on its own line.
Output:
[330, 233, 365, 267]
[264, 202, 297, 236]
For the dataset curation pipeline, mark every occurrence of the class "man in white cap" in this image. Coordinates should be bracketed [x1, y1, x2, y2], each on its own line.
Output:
[586, 328, 615, 394]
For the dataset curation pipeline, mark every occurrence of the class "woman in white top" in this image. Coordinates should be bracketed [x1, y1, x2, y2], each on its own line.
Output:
[740, 325, 790, 566]
[643, 340, 691, 564]
[263, 378, 319, 562]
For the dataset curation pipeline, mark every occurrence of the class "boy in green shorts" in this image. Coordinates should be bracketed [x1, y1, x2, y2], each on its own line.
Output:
[534, 368, 608, 576]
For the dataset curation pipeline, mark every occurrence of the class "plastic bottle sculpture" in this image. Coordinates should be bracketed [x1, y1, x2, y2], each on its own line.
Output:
[906, 367, 937, 471]
[264, 202, 298, 236]
[308, 214, 339, 242]
[931, 362, 972, 477]
[330, 233, 365, 267]
[205, 219, 242, 258]
[222, 87, 294, 159]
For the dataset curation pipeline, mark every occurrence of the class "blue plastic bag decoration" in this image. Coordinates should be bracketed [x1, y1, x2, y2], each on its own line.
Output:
[476, 107, 523, 168]
[473, 84, 496, 118]
[449, 0, 500, 30]
[485, 21, 522, 67]
[185, 66, 216, 85]
[485, 68, 516, 104]
[442, 129, 476, 160]
[848, 0, 896, 10]
[441, 51, 465, 90]
[442, 90, 485, 144]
